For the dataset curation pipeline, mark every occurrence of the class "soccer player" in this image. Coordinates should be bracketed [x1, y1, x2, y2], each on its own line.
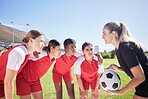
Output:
[74, 42, 104, 99]
[0, 30, 45, 99]
[103, 22, 148, 99]
[52, 38, 82, 99]
[16, 39, 61, 99]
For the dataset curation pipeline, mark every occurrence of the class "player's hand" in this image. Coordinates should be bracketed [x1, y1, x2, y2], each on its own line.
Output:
[92, 88, 100, 98]
[80, 90, 87, 99]
[106, 64, 119, 71]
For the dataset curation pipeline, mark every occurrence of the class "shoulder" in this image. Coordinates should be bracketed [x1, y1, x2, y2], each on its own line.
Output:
[93, 55, 98, 61]
[120, 42, 138, 49]
[38, 50, 48, 58]
[119, 42, 134, 53]
[74, 51, 83, 58]
[29, 50, 47, 60]
[10, 45, 28, 57]
[75, 55, 85, 64]
[119, 42, 129, 49]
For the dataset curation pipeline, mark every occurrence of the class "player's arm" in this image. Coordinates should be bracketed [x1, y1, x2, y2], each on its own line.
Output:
[74, 56, 87, 98]
[4, 69, 17, 99]
[74, 59, 85, 91]
[119, 65, 145, 94]
[76, 74, 85, 91]
[75, 74, 87, 98]
[93, 63, 104, 96]
[95, 53, 103, 65]
[95, 73, 102, 89]
[119, 45, 145, 93]
[5, 47, 25, 99]
[109, 46, 145, 95]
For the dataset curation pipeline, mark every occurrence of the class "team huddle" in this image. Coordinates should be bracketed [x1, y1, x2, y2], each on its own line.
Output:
[0, 22, 148, 99]
[0, 30, 103, 99]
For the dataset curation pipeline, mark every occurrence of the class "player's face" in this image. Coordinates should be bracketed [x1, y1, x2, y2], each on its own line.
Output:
[83, 45, 94, 58]
[31, 35, 45, 52]
[65, 43, 76, 55]
[102, 29, 113, 44]
[53, 45, 61, 57]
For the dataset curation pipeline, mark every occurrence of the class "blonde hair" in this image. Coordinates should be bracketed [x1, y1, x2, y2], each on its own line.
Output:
[104, 22, 143, 48]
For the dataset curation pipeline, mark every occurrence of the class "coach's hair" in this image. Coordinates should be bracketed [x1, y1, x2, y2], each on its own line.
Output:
[22, 30, 43, 43]
[63, 38, 76, 49]
[82, 42, 93, 51]
[103, 22, 143, 48]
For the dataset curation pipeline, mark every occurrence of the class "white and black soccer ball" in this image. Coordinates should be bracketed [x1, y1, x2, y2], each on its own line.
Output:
[100, 70, 121, 91]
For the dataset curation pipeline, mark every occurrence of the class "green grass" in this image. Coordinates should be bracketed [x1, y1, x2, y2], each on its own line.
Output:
[14, 59, 135, 99]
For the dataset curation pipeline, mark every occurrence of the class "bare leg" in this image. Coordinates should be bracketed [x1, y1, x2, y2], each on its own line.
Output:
[54, 82, 62, 99]
[19, 94, 31, 99]
[32, 91, 43, 99]
[65, 80, 75, 99]
[133, 94, 148, 99]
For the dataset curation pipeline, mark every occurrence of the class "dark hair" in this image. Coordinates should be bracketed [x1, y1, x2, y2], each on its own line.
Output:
[43, 39, 60, 53]
[63, 38, 76, 49]
[22, 30, 43, 43]
[82, 42, 93, 51]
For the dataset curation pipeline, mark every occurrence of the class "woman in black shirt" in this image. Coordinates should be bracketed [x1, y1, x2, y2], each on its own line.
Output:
[102, 22, 148, 99]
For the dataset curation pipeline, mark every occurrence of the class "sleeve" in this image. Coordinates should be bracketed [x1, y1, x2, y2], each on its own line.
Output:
[74, 51, 83, 58]
[93, 55, 98, 61]
[29, 50, 47, 61]
[6, 47, 26, 70]
[120, 45, 139, 69]
[98, 64, 104, 73]
[74, 56, 84, 75]
[93, 55, 104, 73]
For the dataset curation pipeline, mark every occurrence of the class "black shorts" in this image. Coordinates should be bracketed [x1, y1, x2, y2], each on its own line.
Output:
[135, 79, 148, 97]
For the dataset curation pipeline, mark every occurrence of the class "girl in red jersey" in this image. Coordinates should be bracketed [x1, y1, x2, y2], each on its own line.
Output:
[16, 39, 61, 99]
[52, 38, 82, 99]
[74, 42, 104, 99]
[0, 30, 45, 99]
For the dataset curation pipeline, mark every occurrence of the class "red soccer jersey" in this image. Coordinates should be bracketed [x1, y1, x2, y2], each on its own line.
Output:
[0, 45, 29, 81]
[17, 51, 55, 82]
[53, 54, 77, 75]
[75, 56, 99, 83]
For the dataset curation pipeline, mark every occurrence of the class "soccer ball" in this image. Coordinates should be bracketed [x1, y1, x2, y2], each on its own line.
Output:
[100, 70, 121, 91]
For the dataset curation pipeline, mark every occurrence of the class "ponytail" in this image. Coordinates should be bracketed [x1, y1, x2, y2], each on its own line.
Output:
[104, 22, 143, 49]
[119, 22, 143, 48]
[22, 30, 43, 43]
[43, 39, 60, 53]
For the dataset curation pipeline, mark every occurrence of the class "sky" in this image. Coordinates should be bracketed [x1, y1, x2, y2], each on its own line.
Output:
[0, 0, 148, 52]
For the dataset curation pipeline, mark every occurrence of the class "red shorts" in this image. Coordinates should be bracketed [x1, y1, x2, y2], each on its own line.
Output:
[0, 81, 4, 98]
[52, 71, 73, 83]
[82, 78, 99, 90]
[16, 78, 42, 96]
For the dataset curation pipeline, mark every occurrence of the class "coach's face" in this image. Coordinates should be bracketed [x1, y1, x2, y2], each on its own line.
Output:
[102, 28, 113, 44]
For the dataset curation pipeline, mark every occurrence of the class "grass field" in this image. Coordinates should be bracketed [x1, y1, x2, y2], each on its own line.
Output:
[13, 59, 135, 99]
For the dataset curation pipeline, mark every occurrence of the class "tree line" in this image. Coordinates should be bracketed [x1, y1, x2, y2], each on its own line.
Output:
[100, 50, 148, 59]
